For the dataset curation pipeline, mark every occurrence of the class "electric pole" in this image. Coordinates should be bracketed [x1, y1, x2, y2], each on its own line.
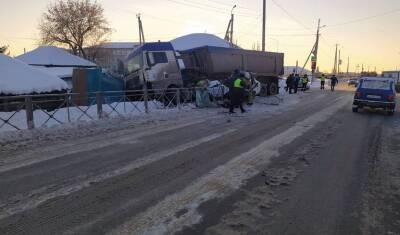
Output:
[137, 14, 145, 45]
[346, 56, 350, 77]
[262, 0, 266, 51]
[301, 19, 323, 82]
[333, 44, 339, 74]
[224, 5, 236, 44]
[338, 49, 341, 75]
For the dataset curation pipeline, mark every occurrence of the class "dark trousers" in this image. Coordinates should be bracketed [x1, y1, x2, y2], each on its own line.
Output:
[321, 81, 325, 89]
[331, 84, 336, 91]
[229, 103, 245, 113]
[294, 84, 298, 93]
[302, 83, 307, 91]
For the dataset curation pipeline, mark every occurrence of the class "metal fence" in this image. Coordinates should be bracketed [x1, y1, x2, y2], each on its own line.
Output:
[0, 88, 198, 132]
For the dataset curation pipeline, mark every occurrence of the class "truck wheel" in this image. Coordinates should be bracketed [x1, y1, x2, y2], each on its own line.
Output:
[352, 106, 359, 113]
[269, 82, 278, 95]
[387, 110, 395, 116]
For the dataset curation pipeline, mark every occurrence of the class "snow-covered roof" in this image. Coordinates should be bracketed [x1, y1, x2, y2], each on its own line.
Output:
[34, 66, 74, 79]
[0, 54, 68, 95]
[16, 46, 97, 67]
[98, 42, 140, 49]
[171, 33, 234, 51]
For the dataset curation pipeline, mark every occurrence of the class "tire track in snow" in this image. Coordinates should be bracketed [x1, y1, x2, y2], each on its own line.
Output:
[0, 128, 237, 220]
[0, 119, 206, 173]
[108, 96, 350, 235]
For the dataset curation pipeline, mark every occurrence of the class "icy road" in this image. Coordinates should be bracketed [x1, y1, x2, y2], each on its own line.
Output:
[0, 88, 399, 235]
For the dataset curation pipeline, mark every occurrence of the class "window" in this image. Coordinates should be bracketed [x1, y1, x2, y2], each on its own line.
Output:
[361, 80, 391, 90]
[126, 54, 143, 74]
[151, 52, 168, 64]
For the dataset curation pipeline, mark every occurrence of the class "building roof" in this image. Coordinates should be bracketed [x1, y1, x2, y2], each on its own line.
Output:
[16, 46, 97, 67]
[97, 42, 140, 49]
[171, 33, 235, 51]
[0, 54, 68, 95]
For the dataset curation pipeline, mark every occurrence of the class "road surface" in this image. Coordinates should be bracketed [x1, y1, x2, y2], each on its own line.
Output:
[0, 88, 399, 235]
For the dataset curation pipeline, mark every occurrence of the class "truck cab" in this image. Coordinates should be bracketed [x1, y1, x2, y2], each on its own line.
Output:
[124, 42, 183, 90]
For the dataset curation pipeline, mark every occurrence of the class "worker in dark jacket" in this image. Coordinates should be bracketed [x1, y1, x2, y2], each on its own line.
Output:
[229, 73, 246, 114]
[294, 74, 300, 93]
[286, 73, 294, 94]
[330, 75, 339, 91]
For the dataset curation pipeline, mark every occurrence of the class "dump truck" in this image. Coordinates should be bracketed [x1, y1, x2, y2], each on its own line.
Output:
[124, 42, 284, 95]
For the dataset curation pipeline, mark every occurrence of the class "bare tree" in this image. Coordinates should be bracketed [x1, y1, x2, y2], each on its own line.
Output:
[39, 0, 111, 58]
[0, 45, 8, 54]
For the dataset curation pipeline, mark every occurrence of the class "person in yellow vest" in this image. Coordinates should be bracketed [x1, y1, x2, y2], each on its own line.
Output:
[302, 74, 309, 91]
[320, 74, 326, 90]
[229, 73, 246, 114]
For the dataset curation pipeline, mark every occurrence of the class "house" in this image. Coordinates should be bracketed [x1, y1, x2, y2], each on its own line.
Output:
[0, 53, 68, 96]
[16, 46, 97, 89]
[85, 42, 140, 74]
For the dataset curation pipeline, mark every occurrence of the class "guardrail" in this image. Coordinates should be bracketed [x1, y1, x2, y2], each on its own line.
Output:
[0, 88, 198, 132]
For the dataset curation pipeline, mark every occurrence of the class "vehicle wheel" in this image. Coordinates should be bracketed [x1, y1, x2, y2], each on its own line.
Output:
[269, 82, 278, 95]
[387, 110, 395, 116]
[352, 107, 359, 113]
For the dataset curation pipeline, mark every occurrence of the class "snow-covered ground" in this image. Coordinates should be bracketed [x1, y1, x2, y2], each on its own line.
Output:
[0, 90, 308, 154]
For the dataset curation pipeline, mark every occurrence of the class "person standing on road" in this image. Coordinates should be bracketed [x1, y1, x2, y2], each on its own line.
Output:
[320, 74, 326, 90]
[286, 73, 294, 94]
[302, 74, 309, 91]
[229, 72, 247, 114]
[294, 74, 300, 94]
[330, 75, 339, 91]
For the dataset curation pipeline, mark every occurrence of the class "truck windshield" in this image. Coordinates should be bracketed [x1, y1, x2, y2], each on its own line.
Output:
[361, 80, 391, 90]
[126, 54, 143, 74]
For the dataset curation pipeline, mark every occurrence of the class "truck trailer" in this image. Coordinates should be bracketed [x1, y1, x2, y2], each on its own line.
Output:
[124, 42, 284, 95]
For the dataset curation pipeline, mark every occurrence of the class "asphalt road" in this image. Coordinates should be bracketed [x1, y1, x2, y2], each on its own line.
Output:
[0, 88, 399, 235]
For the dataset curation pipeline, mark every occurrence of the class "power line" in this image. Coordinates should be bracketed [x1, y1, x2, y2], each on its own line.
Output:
[269, 0, 314, 33]
[166, 0, 255, 18]
[326, 8, 400, 28]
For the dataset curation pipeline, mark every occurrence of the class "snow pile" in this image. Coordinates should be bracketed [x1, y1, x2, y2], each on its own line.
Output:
[0, 54, 68, 95]
[16, 46, 96, 67]
[284, 66, 312, 77]
[171, 33, 233, 51]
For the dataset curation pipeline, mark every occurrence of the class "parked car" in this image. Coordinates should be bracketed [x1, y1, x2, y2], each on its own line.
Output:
[353, 77, 396, 115]
[348, 78, 359, 86]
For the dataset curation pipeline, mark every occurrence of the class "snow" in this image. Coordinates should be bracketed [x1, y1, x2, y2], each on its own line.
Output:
[0, 54, 68, 95]
[284, 66, 312, 76]
[16, 46, 97, 67]
[171, 33, 234, 51]
[34, 67, 74, 79]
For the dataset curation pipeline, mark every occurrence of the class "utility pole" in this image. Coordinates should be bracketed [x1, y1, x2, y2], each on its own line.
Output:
[338, 49, 341, 75]
[137, 14, 145, 45]
[301, 19, 323, 82]
[346, 56, 350, 77]
[333, 44, 339, 74]
[224, 5, 236, 44]
[262, 0, 266, 51]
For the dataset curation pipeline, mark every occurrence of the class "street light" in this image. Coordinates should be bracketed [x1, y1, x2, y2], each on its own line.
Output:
[231, 5, 236, 14]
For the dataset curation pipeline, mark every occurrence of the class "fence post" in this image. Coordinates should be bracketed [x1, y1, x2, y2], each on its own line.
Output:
[25, 96, 35, 130]
[176, 88, 181, 109]
[66, 94, 71, 123]
[143, 83, 149, 114]
[96, 92, 103, 119]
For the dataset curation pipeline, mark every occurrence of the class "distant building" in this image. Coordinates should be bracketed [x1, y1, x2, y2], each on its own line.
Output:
[85, 42, 140, 74]
[382, 70, 400, 82]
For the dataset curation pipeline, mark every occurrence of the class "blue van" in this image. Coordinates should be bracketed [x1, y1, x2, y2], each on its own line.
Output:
[353, 77, 396, 115]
